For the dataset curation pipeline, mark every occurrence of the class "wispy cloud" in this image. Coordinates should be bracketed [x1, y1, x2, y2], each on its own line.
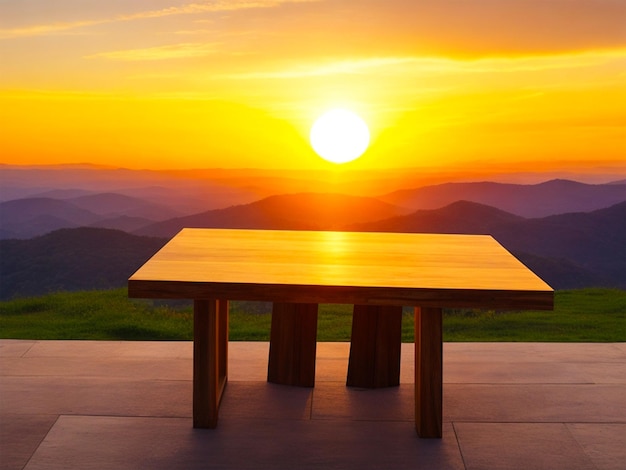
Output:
[116, 0, 316, 21]
[0, 0, 319, 39]
[223, 57, 420, 79]
[85, 43, 217, 61]
[455, 48, 626, 74]
[172, 29, 214, 36]
[0, 20, 105, 39]
[223, 49, 626, 80]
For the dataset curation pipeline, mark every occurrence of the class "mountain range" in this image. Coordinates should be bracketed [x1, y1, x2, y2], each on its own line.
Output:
[380, 179, 626, 217]
[133, 193, 410, 237]
[1, 170, 625, 299]
[1, 199, 624, 300]
[0, 194, 181, 239]
[0, 228, 166, 300]
[2, 179, 624, 240]
[351, 200, 626, 290]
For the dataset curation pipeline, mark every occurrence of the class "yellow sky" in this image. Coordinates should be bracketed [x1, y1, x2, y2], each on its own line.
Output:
[1, 0, 625, 171]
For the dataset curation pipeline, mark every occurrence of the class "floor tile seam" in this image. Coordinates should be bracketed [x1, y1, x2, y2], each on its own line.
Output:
[227, 415, 411, 426]
[444, 382, 600, 387]
[0, 375, 194, 382]
[10, 352, 625, 361]
[445, 382, 615, 386]
[0, 375, 193, 382]
[452, 420, 612, 470]
[15, 354, 626, 358]
[450, 422, 468, 470]
[448, 419, 626, 425]
[0, 412, 61, 419]
[564, 422, 608, 470]
[231, 380, 320, 384]
[20, 340, 38, 358]
[221, 416, 315, 424]
[566, 422, 626, 426]
[526, 360, 626, 365]
[443, 357, 626, 369]
[8, 355, 193, 361]
[51, 412, 192, 420]
[309, 416, 414, 423]
[42, 415, 626, 426]
[21, 413, 60, 470]
[442, 360, 616, 364]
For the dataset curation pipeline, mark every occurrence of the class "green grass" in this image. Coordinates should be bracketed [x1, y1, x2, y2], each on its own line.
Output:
[432, 288, 626, 342]
[0, 290, 193, 340]
[0, 288, 624, 342]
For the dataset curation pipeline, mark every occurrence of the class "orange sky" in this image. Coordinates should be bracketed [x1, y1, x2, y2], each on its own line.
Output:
[1, 0, 625, 171]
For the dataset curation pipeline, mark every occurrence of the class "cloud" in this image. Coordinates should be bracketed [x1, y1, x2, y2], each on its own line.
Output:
[116, 0, 317, 21]
[223, 49, 626, 80]
[85, 43, 217, 61]
[0, 20, 105, 39]
[0, 0, 319, 39]
[223, 57, 419, 79]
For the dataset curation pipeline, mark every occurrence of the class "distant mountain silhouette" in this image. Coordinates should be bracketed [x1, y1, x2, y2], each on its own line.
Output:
[0, 193, 181, 239]
[32, 188, 95, 199]
[90, 215, 157, 233]
[5, 179, 624, 240]
[351, 201, 626, 289]
[380, 179, 626, 217]
[135, 193, 410, 238]
[349, 200, 525, 234]
[0, 228, 166, 300]
[0, 198, 102, 239]
[1, 203, 623, 299]
[494, 203, 625, 285]
[0, 165, 267, 213]
[68, 192, 183, 221]
[1, 180, 625, 297]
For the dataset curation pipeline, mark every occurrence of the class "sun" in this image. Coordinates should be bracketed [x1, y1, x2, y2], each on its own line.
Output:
[310, 109, 370, 164]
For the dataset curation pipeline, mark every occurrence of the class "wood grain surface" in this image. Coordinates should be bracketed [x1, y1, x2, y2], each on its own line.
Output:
[129, 228, 553, 309]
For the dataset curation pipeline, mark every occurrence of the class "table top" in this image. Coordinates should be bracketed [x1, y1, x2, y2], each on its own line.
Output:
[128, 228, 553, 309]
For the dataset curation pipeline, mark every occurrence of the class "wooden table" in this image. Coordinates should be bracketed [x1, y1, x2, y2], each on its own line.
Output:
[128, 228, 553, 438]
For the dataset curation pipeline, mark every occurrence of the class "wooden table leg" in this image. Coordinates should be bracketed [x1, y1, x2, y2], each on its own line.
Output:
[268, 302, 318, 387]
[414, 306, 443, 438]
[193, 299, 228, 428]
[347, 305, 402, 388]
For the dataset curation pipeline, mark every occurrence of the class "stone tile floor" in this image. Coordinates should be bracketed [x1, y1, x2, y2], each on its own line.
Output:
[1, 340, 624, 469]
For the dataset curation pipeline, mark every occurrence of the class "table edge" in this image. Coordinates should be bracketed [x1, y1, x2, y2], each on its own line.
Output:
[128, 280, 554, 310]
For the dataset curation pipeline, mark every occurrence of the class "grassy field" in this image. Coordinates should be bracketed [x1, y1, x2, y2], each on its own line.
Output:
[0, 288, 624, 342]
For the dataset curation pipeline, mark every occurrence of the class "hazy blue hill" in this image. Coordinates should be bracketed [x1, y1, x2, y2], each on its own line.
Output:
[256, 193, 409, 226]
[492, 202, 626, 284]
[0, 203, 624, 298]
[0, 198, 102, 239]
[134, 199, 313, 238]
[349, 200, 525, 234]
[135, 192, 409, 238]
[483, 201, 619, 285]
[89, 215, 157, 232]
[0, 228, 166, 300]
[2, 213, 81, 240]
[32, 188, 95, 199]
[0, 192, 187, 239]
[512, 252, 607, 289]
[68, 192, 184, 221]
[0, 165, 267, 213]
[380, 179, 626, 218]
[352, 201, 626, 289]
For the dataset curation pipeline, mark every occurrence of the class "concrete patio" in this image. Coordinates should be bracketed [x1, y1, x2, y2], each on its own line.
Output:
[1, 340, 625, 469]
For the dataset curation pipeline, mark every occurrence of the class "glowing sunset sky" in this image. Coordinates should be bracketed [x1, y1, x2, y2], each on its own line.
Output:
[1, 0, 624, 171]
